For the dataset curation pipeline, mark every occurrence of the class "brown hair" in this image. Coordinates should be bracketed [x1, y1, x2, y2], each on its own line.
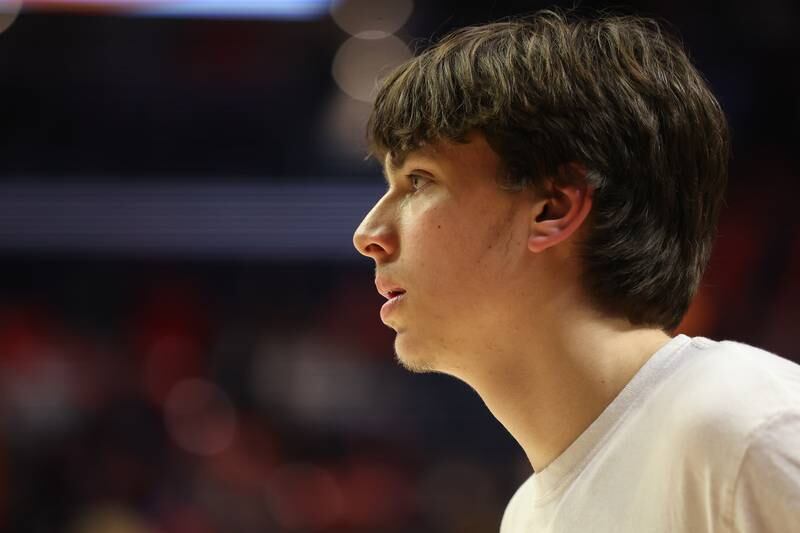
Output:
[367, 9, 730, 332]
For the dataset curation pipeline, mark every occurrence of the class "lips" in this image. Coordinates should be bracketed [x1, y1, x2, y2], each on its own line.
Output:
[375, 277, 406, 300]
[380, 290, 406, 322]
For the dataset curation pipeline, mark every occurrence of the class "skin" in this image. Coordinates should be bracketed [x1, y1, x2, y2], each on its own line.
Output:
[352, 131, 672, 474]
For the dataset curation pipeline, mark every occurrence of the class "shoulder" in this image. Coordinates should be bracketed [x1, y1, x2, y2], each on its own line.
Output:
[649, 336, 800, 466]
[666, 336, 800, 422]
[684, 335, 798, 374]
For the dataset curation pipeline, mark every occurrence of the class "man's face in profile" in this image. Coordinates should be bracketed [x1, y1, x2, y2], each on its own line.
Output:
[353, 133, 539, 375]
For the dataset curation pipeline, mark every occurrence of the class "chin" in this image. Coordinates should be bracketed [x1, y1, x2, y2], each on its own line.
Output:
[393, 334, 441, 374]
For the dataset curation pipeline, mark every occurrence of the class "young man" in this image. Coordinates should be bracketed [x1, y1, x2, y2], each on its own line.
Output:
[352, 9, 799, 533]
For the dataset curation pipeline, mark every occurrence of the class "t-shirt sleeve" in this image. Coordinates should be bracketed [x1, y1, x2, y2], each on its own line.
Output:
[730, 412, 800, 532]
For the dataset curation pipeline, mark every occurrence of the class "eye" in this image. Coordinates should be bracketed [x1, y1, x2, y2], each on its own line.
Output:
[408, 173, 431, 192]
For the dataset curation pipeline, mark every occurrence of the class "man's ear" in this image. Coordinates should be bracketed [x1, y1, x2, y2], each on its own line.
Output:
[528, 163, 594, 254]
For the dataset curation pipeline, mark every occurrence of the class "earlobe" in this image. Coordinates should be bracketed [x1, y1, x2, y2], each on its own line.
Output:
[527, 186, 593, 254]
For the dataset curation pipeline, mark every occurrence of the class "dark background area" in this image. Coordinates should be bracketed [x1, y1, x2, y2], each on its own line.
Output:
[0, 0, 799, 532]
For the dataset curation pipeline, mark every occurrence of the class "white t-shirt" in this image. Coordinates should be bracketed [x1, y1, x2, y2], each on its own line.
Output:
[500, 334, 800, 533]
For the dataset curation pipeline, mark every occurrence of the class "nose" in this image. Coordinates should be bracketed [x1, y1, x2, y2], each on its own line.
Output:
[352, 199, 398, 262]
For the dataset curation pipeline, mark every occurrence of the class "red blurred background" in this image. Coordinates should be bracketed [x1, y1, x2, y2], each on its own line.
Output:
[0, 0, 798, 532]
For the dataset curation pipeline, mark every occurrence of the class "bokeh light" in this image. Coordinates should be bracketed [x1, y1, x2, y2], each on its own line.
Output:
[330, 0, 413, 39]
[0, 0, 21, 35]
[332, 34, 411, 102]
[318, 90, 373, 158]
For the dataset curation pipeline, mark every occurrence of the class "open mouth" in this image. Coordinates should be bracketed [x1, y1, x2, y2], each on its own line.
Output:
[388, 290, 406, 299]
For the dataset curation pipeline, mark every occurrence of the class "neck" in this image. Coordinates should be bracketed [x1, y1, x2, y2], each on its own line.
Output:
[459, 309, 672, 473]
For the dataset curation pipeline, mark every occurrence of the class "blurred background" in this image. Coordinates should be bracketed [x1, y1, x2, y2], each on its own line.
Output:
[0, 0, 798, 531]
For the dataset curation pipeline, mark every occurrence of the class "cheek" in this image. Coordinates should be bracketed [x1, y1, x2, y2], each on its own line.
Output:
[405, 205, 486, 299]
[406, 204, 470, 265]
